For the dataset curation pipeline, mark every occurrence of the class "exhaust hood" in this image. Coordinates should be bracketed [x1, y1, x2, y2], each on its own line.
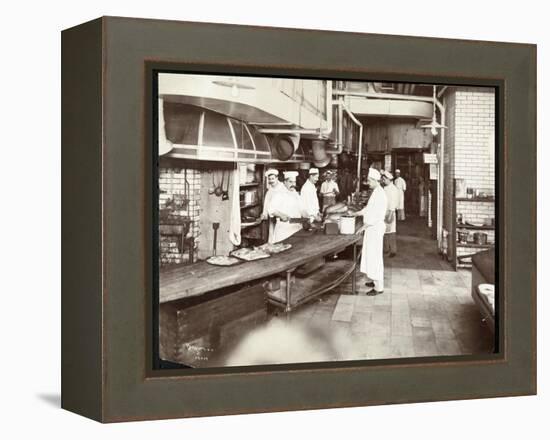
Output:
[159, 102, 312, 163]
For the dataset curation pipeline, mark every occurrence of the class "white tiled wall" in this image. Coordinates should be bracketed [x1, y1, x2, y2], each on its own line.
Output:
[159, 167, 202, 265]
[444, 87, 496, 263]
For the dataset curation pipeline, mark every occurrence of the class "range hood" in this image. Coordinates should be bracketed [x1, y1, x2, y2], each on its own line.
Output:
[159, 102, 312, 163]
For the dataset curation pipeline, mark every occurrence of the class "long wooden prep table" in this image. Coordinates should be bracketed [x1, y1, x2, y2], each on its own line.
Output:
[160, 221, 365, 304]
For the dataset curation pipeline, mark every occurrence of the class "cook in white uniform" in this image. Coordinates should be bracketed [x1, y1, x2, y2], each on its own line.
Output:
[300, 168, 321, 222]
[351, 168, 388, 295]
[394, 169, 407, 220]
[267, 171, 308, 243]
[381, 170, 399, 257]
[261, 168, 286, 243]
[320, 170, 339, 211]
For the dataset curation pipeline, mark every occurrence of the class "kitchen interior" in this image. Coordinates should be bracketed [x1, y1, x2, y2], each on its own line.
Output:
[157, 74, 496, 368]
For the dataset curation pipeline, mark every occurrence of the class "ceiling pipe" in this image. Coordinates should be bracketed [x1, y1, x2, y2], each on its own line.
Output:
[331, 99, 364, 190]
[334, 88, 445, 146]
[335, 87, 447, 250]
[437, 86, 448, 98]
[256, 128, 323, 135]
[248, 121, 294, 126]
[334, 89, 435, 103]
[437, 94, 446, 253]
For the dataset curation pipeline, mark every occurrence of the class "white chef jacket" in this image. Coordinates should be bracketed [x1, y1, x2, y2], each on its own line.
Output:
[383, 183, 400, 234]
[394, 177, 407, 210]
[357, 185, 387, 282]
[262, 181, 286, 242]
[300, 179, 320, 218]
[268, 188, 307, 243]
[320, 180, 339, 196]
[262, 181, 285, 217]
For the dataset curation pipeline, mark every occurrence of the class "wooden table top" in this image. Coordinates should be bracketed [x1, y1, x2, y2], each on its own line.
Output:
[160, 223, 365, 303]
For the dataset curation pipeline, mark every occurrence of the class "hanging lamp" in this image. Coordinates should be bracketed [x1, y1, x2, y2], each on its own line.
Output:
[421, 85, 447, 136]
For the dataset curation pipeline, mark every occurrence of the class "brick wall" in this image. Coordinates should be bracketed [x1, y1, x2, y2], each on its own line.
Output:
[443, 87, 496, 262]
[159, 165, 201, 266]
[453, 88, 495, 196]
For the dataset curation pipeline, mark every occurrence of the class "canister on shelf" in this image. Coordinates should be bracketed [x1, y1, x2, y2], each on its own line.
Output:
[457, 231, 469, 244]
[473, 232, 488, 245]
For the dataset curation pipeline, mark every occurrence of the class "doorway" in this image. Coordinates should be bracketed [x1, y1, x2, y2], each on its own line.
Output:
[391, 149, 429, 218]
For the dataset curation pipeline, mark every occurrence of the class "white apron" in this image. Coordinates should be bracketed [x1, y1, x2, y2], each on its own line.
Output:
[272, 220, 303, 243]
[268, 189, 306, 243]
[320, 180, 339, 211]
[360, 222, 386, 281]
[358, 186, 387, 282]
[262, 182, 286, 243]
[394, 177, 406, 211]
[383, 183, 400, 234]
[300, 179, 320, 218]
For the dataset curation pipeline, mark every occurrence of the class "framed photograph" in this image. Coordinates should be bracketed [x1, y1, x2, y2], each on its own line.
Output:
[62, 16, 536, 422]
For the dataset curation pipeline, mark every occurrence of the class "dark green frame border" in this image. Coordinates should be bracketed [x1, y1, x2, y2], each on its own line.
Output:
[61, 16, 536, 422]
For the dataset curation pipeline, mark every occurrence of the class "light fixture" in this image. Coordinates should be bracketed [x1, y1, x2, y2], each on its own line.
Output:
[212, 78, 256, 98]
[421, 85, 446, 136]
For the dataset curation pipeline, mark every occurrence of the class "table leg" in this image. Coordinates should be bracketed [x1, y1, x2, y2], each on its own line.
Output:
[352, 243, 357, 295]
[285, 269, 293, 312]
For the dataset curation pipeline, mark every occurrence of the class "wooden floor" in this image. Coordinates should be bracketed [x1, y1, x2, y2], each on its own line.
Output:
[189, 217, 495, 367]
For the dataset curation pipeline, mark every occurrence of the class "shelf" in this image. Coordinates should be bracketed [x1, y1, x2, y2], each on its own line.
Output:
[456, 197, 494, 202]
[240, 181, 260, 187]
[240, 202, 260, 209]
[267, 259, 355, 310]
[456, 243, 494, 249]
[456, 224, 494, 230]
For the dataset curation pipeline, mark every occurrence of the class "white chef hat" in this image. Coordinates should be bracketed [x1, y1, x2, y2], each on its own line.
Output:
[283, 171, 299, 179]
[368, 168, 381, 181]
[265, 168, 279, 177]
[308, 168, 319, 175]
[384, 171, 394, 179]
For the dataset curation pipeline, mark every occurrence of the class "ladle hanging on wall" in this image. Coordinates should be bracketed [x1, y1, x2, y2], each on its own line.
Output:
[222, 170, 230, 201]
[208, 170, 216, 195]
[214, 170, 224, 197]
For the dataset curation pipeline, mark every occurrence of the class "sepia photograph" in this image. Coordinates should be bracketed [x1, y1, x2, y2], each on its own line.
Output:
[155, 73, 497, 368]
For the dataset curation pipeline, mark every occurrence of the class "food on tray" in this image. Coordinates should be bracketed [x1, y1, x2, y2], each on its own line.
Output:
[255, 242, 292, 254]
[324, 202, 348, 214]
[206, 255, 241, 266]
[230, 247, 271, 261]
[325, 213, 344, 222]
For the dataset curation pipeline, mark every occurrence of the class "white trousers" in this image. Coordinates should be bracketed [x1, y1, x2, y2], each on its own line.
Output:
[366, 276, 384, 292]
